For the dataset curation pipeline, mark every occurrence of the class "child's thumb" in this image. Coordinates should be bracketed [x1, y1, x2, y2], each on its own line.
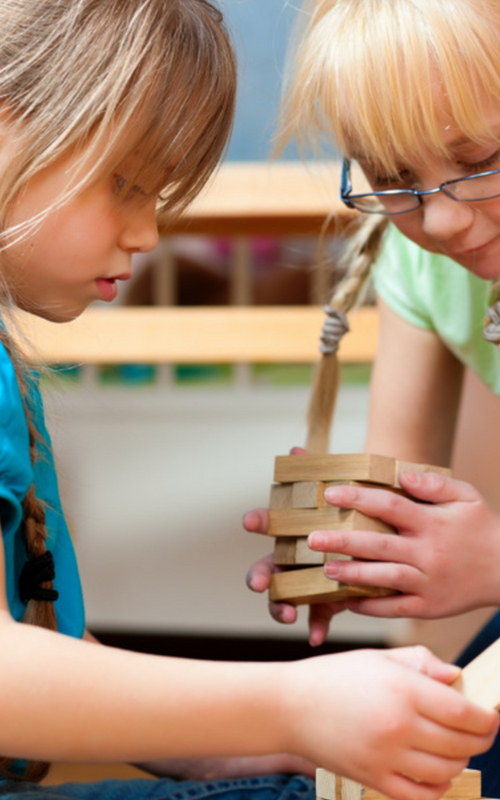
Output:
[387, 645, 461, 684]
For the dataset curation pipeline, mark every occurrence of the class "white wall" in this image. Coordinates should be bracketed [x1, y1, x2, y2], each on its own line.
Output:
[44, 367, 499, 657]
[44, 378, 407, 644]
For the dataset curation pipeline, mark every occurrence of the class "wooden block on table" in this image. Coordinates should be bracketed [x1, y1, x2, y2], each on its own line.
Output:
[268, 508, 396, 538]
[316, 768, 481, 800]
[269, 566, 394, 605]
[274, 454, 396, 486]
[269, 483, 293, 509]
[453, 636, 500, 709]
[395, 460, 452, 489]
[273, 537, 351, 566]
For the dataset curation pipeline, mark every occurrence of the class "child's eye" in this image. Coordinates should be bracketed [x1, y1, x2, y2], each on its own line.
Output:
[369, 169, 414, 191]
[113, 173, 149, 200]
[113, 174, 128, 193]
[464, 149, 500, 173]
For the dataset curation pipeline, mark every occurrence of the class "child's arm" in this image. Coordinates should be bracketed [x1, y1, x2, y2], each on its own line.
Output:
[365, 299, 465, 465]
[84, 629, 317, 780]
[0, 541, 497, 800]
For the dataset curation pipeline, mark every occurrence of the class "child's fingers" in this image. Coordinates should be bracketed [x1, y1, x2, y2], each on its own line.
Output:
[324, 484, 425, 531]
[380, 774, 452, 800]
[415, 681, 499, 737]
[323, 555, 421, 594]
[405, 710, 497, 759]
[268, 599, 298, 624]
[344, 593, 439, 618]
[398, 472, 478, 504]
[245, 553, 276, 592]
[309, 527, 414, 564]
[393, 749, 468, 791]
[242, 508, 269, 534]
[384, 645, 460, 683]
[308, 601, 347, 647]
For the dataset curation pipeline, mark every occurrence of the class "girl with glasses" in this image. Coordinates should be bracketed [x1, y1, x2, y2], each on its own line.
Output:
[246, 0, 500, 791]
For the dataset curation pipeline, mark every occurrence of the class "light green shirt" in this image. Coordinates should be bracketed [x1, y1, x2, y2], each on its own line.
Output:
[372, 224, 500, 396]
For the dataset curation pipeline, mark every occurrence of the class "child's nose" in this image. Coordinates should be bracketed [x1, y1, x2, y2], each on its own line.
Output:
[120, 201, 159, 254]
[420, 190, 474, 242]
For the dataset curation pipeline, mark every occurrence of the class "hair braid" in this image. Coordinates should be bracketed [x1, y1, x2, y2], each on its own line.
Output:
[0, 325, 55, 782]
[306, 215, 388, 453]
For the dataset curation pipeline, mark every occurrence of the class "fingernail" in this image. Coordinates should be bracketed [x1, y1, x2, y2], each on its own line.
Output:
[324, 487, 341, 503]
[324, 562, 340, 579]
[308, 531, 327, 549]
[401, 471, 421, 486]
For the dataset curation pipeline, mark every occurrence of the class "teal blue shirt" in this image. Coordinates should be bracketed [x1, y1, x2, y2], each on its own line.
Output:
[372, 225, 500, 396]
[0, 341, 85, 636]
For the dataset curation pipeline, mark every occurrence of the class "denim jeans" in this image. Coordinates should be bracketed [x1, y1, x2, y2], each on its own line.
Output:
[456, 609, 500, 798]
[0, 773, 315, 800]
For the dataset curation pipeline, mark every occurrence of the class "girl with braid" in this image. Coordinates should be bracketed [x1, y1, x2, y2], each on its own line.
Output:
[244, 0, 500, 795]
[0, 2, 494, 800]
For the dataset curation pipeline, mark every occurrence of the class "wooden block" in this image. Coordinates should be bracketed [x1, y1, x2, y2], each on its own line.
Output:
[327, 480, 407, 497]
[274, 454, 396, 486]
[274, 537, 350, 566]
[453, 636, 500, 709]
[269, 483, 293, 509]
[316, 768, 481, 800]
[274, 538, 323, 566]
[291, 481, 325, 508]
[269, 566, 394, 605]
[395, 460, 452, 489]
[268, 508, 397, 538]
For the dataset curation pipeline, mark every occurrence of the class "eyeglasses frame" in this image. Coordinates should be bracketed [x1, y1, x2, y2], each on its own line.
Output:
[340, 157, 500, 216]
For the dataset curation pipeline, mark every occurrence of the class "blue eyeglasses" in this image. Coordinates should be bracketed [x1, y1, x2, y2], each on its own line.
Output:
[340, 157, 500, 215]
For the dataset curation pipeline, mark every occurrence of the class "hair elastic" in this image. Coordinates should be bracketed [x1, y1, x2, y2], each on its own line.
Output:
[18, 551, 59, 604]
[483, 301, 500, 345]
[319, 306, 350, 355]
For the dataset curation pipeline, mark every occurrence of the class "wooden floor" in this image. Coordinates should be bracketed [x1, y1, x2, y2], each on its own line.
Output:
[42, 762, 154, 786]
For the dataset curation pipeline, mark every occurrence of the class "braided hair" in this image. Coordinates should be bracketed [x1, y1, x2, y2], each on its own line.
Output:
[306, 215, 388, 453]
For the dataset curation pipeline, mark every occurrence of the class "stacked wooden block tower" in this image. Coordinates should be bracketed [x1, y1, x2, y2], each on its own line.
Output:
[267, 452, 451, 606]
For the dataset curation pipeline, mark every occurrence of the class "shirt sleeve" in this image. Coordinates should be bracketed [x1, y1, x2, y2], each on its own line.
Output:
[372, 224, 436, 331]
[0, 346, 32, 539]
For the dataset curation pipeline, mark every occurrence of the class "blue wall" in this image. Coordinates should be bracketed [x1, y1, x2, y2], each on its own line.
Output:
[222, 1, 298, 161]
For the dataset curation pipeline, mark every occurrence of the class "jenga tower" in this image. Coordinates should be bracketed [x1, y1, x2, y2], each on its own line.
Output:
[266, 453, 451, 605]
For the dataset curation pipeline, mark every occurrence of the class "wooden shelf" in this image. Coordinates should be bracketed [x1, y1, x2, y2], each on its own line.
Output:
[162, 160, 359, 236]
[17, 306, 378, 365]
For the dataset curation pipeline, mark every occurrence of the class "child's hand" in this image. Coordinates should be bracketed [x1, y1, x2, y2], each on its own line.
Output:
[244, 445, 347, 645]
[282, 646, 499, 800]
[310, 472, 500, 618]
[244, 508, 347, 644]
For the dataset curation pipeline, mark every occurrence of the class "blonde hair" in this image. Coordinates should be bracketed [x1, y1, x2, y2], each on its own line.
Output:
[0, 0, 236, 781]
[278, 0, 500, 451]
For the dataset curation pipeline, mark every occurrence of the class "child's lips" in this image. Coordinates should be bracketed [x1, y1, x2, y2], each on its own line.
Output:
[95, 273, 131, 302]
[447, 236, 498, 257]
[95, 277, 119, 302]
